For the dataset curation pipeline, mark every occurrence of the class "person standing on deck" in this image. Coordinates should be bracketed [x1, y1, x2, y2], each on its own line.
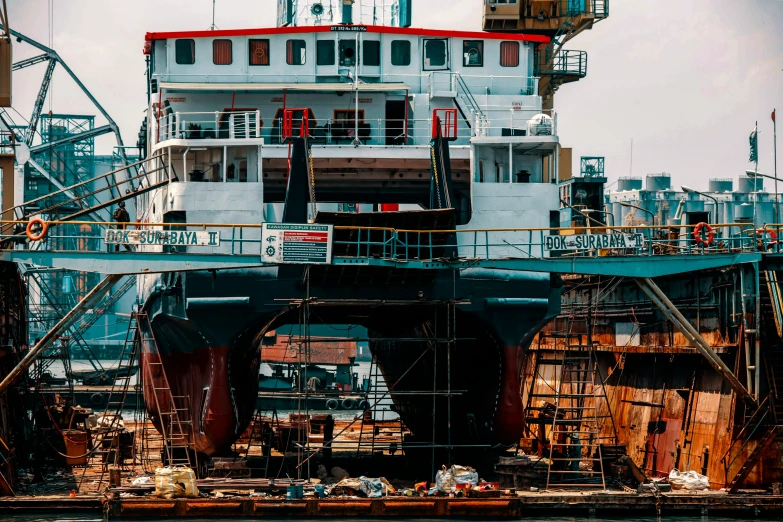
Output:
[112, 201, 131, 252]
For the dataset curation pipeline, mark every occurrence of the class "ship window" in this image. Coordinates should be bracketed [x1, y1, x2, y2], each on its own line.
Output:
[213, 39, 233, 65]
[316, 40, 335, 66]
[462, 40, 483, 67]
[249, 39, 270, 66]
[339, 40, 356, 67]
[286, 39, 307, 65]
[423, 38, 448, 70]
[391, 40, 411, 66]
[500, 41, 519, 67]
[363, 40, 381, 66]
[334, 109, 364, 125]
[175, 39, 195, 65]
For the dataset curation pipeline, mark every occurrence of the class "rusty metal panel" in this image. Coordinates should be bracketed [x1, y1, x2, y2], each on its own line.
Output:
[0, 40, 10, 107]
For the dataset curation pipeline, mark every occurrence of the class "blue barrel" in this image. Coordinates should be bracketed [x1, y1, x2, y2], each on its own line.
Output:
[286, 485, 298, 499]
[314, 484, 326, 498]
[296, 484, 304, 498]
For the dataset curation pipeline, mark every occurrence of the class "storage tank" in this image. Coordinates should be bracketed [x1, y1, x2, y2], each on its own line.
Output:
[708, 178, 733, 193]
[617, 177, 642, 191]
[645, 173, 671, 191]
[735, 203, 753, 222]
[738, 176, 763, 193]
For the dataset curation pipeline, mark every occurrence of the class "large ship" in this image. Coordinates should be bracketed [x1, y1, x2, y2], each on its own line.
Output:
[136, 0, 603, 457]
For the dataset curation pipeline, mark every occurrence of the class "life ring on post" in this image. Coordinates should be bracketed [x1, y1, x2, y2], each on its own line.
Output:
[756, 227, 778, 249]
[26, 218, 49, 241]
[692, 222, 714, 246]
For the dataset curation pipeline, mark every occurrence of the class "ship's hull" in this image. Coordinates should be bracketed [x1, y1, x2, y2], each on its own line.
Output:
[139, 264, 560, 456]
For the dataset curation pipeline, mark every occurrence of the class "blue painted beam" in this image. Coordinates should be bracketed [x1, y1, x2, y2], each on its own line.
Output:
[1, 250, 761, 278]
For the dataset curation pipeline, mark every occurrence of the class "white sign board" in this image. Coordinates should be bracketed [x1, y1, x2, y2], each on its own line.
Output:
[545, 233, 644, 251]
[262, 223, 333, 264]
[105, 229, 220, 247]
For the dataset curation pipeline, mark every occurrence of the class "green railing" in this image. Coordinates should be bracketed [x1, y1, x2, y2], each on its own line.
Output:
[536, 49, 587, 78]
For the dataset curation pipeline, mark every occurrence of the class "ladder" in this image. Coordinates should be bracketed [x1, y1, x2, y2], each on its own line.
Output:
[137, 312, 193, 468]
[84, 313, 141, 489]
[528, 319, 617, 489]
[728, 425, 780, 493]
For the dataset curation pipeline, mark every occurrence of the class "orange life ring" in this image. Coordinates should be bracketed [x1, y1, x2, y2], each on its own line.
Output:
[756, 227, 778, 249]
[25, 218, 48, 242]
[693, 222, 714, 246]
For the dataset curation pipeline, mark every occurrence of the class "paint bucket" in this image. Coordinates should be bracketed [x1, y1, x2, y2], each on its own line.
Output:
[314, 484, 326, 498]
[286, 485, 299, 499]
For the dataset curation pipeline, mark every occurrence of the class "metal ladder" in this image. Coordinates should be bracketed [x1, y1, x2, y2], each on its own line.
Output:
[137, 312, 193, 468]
[530, 319, 617, 489]
[84, 313, 142, 489]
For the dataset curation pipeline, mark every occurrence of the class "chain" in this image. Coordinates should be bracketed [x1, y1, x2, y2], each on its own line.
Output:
[308, 148, 317, 218]
[430, 145, 443, 210]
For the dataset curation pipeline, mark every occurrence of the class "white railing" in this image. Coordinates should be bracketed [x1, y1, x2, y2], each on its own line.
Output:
[158, 110, 261, 142]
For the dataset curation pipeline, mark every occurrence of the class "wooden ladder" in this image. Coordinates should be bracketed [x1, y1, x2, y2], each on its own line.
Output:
[137, 312, 193, 468]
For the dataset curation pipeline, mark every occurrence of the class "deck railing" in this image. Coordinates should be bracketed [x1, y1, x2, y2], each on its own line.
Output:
[2, 221, 779, 261]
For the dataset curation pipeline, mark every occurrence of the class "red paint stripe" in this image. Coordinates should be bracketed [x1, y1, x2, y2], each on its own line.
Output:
[145, 25, 550, 44]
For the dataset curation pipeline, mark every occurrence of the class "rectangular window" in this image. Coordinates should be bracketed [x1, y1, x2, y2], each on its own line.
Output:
[249, 39, 270, 66]
[363, 40, 381, 66]
[500, 41, 519, 67]
[316, 40, 335, 65]
[462, 40, 483, 67]
[286, 39, 306, 65]
[391, 40, 411, 66]
[175, 39, 195, 65]
[334, 109, 364, 124]
[423, 38, 448, 70]
[213, 39, 232, 65]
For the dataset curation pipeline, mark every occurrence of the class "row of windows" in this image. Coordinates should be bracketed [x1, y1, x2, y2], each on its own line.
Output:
[174, 38, 521, 68]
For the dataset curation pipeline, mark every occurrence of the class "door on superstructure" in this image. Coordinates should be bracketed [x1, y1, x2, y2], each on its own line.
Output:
[315, 36, 338, 79]
[385, 99, 407, 145]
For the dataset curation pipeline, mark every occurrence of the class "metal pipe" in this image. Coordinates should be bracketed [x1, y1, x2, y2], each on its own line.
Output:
[635, 277, 756, 406]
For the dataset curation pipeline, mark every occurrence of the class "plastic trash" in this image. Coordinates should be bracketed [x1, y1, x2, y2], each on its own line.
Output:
[435, 464, 479, 493]
[131, 476, 152, 486]
[155, 466, 198, 499]
[329, 476, 395, 498]
[668, 469, 710, 491]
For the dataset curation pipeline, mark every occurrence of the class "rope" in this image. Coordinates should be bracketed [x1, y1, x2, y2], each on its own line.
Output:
[430, 146, 443, 209]
[308, 147, 317, 218]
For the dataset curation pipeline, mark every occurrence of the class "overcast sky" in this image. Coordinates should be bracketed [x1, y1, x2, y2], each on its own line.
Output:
[6, 0, 783, 191]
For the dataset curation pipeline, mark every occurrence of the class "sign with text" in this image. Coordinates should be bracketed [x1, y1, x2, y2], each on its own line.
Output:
[262, 223, 333, 264]
[545, 233, 644, 251]
[105, 229, 220, 247]
[331, 25, 367, 32]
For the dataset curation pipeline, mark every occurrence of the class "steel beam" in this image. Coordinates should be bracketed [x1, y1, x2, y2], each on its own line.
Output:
[25, 58, 55, 146]
[26, 157, 111, 222]
[12, 53, 49, 71]
[0, 274, 121, 396]
[635, 277, 756, 407]
[29, 124, 113, 154]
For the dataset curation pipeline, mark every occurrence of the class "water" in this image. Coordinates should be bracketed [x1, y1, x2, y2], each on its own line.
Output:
[50, 360, 397, 421]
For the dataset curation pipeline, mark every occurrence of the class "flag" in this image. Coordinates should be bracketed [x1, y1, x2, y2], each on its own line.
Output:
[773, 109, 777, 123]
[750, 128, 758, 163]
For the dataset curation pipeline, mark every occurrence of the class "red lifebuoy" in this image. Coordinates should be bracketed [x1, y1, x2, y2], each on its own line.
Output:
[756, 227, 778, 248]
[25, 218, 48, 242]
[693, 222, 714, 246]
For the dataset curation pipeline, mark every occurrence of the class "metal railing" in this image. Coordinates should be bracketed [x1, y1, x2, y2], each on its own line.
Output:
[158, 110, 261, 141]
[535, 49, 587, 78]
[2, 220, 781, 261]
[156, 110, 556, 148]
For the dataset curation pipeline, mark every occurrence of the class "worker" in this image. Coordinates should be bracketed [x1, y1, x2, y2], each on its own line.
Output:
[112, 201, 131, 252]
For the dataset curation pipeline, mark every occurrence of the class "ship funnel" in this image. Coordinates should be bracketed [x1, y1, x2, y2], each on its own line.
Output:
[341, 0, 355, 24]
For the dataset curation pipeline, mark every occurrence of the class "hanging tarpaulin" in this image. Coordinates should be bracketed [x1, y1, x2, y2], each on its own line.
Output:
[749, 127, 759, 163]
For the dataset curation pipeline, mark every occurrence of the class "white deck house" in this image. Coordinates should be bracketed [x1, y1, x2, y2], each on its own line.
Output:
[140, 21, 562, 258]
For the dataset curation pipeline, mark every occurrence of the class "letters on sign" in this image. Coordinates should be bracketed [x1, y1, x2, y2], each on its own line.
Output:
[105, 229, 220, 247]
[545, 233, 644, 251]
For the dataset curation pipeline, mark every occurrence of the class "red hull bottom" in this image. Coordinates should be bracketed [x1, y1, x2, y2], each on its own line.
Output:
[141, 344, 258, 456]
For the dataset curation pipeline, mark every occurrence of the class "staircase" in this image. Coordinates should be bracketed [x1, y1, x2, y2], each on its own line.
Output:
[453, 74, 487, 135]
[727, 424, 780, 494]
[137, 312, 193, 468]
